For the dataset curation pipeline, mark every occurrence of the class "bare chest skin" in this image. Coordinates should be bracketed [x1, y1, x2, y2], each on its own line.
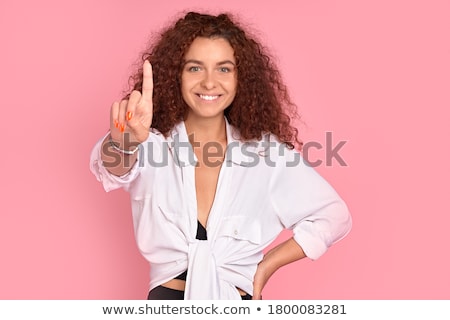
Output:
[194, 141, 226, 228]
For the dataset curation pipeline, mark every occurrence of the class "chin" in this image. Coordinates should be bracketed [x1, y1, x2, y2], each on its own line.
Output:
[188, 108, 227, 120]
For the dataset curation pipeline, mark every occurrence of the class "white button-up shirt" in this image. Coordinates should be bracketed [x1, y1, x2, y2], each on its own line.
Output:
[90, 119, 352, 299]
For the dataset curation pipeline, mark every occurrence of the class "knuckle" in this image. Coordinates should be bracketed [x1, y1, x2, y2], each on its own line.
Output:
[131, 90, 142, 98]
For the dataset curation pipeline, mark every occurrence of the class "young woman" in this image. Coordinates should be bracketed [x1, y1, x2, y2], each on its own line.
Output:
[90, 11, 352, 300]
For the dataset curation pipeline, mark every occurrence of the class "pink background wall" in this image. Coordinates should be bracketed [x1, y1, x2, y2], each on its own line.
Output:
[1, 0, 449, 299]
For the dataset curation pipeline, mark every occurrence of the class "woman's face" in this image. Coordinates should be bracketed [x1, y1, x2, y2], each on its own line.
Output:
[181, 37, 237, 121]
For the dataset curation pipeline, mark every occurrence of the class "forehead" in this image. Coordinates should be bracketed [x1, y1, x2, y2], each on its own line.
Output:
[184, 37, 235, 62]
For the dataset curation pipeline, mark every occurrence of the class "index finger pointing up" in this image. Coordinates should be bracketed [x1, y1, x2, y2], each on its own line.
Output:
[141, 60, 153, 104]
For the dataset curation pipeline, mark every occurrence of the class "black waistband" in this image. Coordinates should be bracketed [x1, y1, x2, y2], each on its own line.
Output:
[148, 285, 253, 300]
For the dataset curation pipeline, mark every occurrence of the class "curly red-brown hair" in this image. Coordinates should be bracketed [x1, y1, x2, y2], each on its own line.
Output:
[127, 11, 302, 149]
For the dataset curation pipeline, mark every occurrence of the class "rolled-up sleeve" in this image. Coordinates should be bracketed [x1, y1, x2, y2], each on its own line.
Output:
[270, 148, 352, 260]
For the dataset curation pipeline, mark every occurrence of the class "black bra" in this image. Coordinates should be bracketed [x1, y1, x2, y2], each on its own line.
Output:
[174, 220, 207, 281]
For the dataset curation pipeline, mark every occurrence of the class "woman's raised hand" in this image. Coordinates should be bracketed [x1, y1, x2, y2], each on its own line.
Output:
[110, 60, 154, 146]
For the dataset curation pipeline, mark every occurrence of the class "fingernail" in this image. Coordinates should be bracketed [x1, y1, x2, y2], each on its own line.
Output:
[114, 120, 119, 128]
[126, 112, 132, 121]
[120, 124, 125, 132]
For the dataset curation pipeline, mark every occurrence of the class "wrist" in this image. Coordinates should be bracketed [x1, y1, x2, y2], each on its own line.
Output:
[108, 134, 140, 155]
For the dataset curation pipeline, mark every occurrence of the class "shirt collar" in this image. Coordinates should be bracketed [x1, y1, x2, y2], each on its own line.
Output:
[168, 117, 252, 167]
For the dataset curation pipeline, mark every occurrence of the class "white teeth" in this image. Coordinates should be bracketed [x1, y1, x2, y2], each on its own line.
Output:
[199, 94, 219, 101]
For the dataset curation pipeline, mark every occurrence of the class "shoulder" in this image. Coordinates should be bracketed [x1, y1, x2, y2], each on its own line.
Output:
[228, 131, 301, 168]
[254, 133, 300, 164]
[146, 121, 185, 145]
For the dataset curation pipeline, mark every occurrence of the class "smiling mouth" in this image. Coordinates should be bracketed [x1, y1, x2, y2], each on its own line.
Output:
[197, 94, 221, 101]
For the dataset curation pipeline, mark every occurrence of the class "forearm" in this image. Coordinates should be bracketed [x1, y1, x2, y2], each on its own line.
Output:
[100, 134, 139, 177]
[252, 237, 306, 299]
[260, 237, 306, 276]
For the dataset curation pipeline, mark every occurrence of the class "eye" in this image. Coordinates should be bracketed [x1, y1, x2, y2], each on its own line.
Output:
[188, 66, 201, 72]
[219, 67, 231, 73]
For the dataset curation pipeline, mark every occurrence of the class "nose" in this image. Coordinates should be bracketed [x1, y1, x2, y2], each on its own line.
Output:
[200, 70, 216, 90]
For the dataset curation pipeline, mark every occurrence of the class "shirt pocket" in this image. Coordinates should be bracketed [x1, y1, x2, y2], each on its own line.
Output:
[157, 203, 185, 225]
[218, 215, 261, 245]
[155, 184, 184, 215]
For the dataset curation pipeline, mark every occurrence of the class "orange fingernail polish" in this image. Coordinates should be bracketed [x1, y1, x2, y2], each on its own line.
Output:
[126, 112, 132, 121]
[114, 120, 119, 128]
[120, 124, 125, 132]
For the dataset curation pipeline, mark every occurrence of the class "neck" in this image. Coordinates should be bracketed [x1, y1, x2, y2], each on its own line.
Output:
[184, 114, 227, 144]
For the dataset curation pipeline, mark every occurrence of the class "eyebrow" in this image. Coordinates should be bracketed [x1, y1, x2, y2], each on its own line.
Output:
[183, 59, 236, 66]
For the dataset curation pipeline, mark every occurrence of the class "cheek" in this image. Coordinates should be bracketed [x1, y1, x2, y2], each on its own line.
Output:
[180, 73, 197, 90]
[230, 74, 238, 90]
[228, 79, 238, 95]
[180, 77, 189, 98]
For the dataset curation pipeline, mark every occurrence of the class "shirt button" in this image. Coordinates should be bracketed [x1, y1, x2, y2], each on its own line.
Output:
[234, 230, 238, 235]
